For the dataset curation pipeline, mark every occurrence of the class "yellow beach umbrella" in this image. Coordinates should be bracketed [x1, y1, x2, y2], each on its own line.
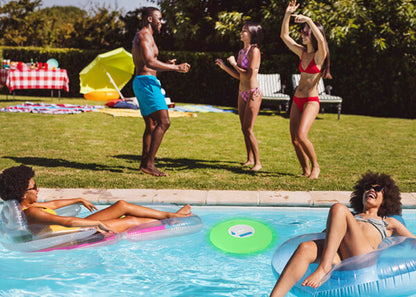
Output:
[79, 47, 135, 99]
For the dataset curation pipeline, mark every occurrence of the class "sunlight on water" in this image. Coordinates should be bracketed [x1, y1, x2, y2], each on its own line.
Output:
[1, 206, 415, 297]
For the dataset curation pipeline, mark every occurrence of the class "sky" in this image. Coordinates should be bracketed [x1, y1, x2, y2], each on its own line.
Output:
[20, 0, 158, 12]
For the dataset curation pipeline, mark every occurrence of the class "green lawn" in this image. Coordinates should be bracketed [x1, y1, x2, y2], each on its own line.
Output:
[0, 95, 415, 192]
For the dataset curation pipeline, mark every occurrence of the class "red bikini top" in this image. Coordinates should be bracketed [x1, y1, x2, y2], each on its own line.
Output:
[299, 54, 320, 74]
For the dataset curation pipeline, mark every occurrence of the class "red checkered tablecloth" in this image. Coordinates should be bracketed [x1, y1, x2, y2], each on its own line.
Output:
[1, 69, 69, 92]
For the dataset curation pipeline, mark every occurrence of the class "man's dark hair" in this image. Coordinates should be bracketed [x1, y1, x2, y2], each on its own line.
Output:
[350, 171, 402, 217]
[0, 165, 34, 202]
[141, 7, 160, 26]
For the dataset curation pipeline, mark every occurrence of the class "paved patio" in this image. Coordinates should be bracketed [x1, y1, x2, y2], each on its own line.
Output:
[38, 188, 416, 208]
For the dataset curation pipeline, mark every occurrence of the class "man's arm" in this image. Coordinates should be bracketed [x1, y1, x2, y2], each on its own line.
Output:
[139, 32, 190, 73]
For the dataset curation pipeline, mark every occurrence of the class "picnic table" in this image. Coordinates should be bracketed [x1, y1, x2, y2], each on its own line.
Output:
[0, 68, 70, 99]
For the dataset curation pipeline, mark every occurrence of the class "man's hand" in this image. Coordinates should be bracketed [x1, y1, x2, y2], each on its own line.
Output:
[177, 63, 191, 73]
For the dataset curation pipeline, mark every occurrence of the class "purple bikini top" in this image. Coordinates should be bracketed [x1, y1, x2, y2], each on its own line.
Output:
[237, 46, 253, 69]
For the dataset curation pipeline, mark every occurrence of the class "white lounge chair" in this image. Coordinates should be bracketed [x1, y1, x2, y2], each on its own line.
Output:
[292, 74, 343, 120]
[258, 73, 290, 113]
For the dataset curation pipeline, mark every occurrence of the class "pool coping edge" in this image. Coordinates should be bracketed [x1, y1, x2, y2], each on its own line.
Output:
[31, 188, 416, 208]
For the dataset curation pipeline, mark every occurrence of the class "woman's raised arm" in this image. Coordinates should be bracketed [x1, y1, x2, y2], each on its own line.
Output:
[293, 14, 327, 65]
[281, 0, 304, 58]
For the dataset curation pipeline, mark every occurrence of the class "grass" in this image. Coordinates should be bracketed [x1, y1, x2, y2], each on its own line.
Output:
[0, 95, 415, 192]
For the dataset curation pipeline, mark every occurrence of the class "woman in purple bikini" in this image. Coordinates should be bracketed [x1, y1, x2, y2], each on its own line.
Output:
[215, 21, 263, 171]
[281, 0, 331, 179]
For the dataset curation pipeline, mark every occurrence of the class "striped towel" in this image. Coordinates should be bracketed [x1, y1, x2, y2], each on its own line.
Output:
[0, 102, 103, 114]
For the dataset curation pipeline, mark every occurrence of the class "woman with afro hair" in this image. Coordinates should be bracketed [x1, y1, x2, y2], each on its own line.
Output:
[0, 165, 192, 234]
[270, 171, 415, 297]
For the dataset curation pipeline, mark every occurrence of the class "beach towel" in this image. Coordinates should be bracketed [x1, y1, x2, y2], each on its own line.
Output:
[96, 108, 196, 118]
[0, 102, 104, 114]
[172, 105, 233, 113]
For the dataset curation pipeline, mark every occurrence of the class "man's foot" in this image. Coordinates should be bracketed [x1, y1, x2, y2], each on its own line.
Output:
[301, 266, 328, 288]
[251, 164, 262, 171]
[141, 166, 167, 177]
[308, 166, 320, 179]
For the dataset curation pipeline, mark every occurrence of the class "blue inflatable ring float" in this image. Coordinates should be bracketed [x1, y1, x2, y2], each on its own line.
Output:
[272, 232, 416, 297]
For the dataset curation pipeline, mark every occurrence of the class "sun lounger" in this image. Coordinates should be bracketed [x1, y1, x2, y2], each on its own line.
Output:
[258, 73, 290, 113]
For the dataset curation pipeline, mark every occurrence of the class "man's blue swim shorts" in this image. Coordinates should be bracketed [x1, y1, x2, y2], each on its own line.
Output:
[132, 75, 167, 116]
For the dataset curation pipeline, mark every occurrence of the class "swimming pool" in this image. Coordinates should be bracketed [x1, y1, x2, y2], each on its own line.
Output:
[1, 206, 416, 297]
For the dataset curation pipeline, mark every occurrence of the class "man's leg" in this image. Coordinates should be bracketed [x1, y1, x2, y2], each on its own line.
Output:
[141, 109, 170, 176]
[140, 116, 155, 169]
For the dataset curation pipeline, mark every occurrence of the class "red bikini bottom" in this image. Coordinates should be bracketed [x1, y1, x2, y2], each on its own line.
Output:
[293, 96, 319, 112]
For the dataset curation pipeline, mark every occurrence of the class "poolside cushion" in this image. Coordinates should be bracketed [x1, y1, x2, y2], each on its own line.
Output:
[113, 101, 139, 110]
[105, 99, 122, 107]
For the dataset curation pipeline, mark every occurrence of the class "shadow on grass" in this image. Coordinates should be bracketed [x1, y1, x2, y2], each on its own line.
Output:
[258, 109, 289, 118]
[114, 154, 295, 177]
[3, 156, 135, 173]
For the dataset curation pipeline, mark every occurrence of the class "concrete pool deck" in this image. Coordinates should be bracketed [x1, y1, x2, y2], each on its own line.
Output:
[38, 188, 416, 208]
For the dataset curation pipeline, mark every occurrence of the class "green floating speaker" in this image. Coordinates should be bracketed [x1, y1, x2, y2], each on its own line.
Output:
[209, 219, 274, 254]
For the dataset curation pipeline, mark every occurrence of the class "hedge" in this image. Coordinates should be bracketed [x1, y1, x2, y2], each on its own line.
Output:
[1, 46, 415, 118]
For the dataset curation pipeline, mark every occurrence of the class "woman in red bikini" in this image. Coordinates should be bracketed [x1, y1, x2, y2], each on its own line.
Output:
[281, 0, 331, 179]
[215, 21, 263, 171]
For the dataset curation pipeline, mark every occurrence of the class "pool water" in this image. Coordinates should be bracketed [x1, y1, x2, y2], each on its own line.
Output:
[1, 206, 416, 297]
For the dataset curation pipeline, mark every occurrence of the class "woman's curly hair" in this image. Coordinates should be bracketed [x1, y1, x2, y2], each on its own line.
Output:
[0, 165, 34, 202]
[350, 171, 402, 217]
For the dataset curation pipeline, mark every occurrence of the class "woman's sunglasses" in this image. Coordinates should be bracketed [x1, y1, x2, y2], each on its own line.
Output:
[364, 185, 383, 192]
[27, 183, 37, 191]
[300, 29, 310, 36]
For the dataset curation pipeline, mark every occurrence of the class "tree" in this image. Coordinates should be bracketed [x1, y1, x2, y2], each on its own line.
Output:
[39, 6, 88, 48]
[159, 0, 271, 51]
[0, 0, 43, 46]
[71, 7, 124, 49]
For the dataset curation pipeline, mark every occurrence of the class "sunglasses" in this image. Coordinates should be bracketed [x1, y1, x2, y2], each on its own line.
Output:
[27, 183, 37, 191]
[364, 185, 383, 192]
[300, 29, 310, 36]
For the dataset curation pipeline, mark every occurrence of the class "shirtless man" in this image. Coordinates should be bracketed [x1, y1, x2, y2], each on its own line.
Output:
[132, 7, 191, 177]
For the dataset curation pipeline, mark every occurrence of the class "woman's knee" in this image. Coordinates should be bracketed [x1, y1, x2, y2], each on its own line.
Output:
[241, 125, 254, 136]
[330, 203, 349, 216]
[295, 241, 318, 262]
[291, 136, 301, 148]
[113, 200, 130, 209]
[296, 131, 309, 145]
